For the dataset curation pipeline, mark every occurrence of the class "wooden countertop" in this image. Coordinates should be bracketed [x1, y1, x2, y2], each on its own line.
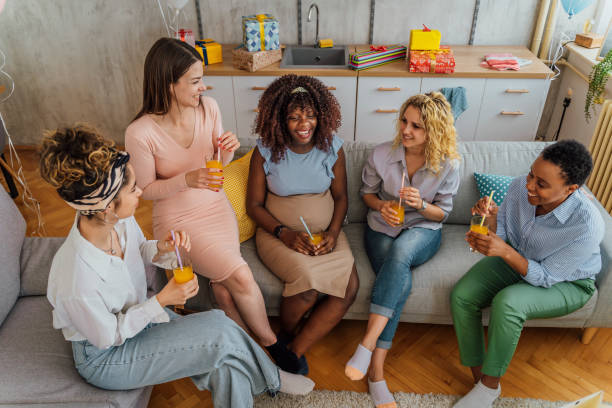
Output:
[204, 44, 553, 79]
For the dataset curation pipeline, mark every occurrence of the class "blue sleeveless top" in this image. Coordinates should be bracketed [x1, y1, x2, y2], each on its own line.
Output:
[257, 135, 344, 197]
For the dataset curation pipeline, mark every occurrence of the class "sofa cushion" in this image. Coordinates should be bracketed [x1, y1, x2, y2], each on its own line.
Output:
[20, 236, 65, 296]
[0, 187, 26, 326]
[0, 296, 151, 407]
[474, 172, 514, 204]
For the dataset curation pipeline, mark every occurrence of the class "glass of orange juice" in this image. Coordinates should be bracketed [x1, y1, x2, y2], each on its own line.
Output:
[469, 215, 489, 252]
[391, 202, 405, 225]
[173, 264, 194, 284]
[309, 232, 323, 246]
[206, 159, 223, 189]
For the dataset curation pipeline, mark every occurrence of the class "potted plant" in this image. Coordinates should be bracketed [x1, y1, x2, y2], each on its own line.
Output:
[585, 48, 612, 121]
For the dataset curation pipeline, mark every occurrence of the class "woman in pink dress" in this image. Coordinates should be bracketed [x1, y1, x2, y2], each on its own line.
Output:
[125, 38, 295, 371]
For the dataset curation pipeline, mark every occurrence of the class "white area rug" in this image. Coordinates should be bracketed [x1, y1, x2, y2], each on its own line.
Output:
[254, 390, 610, 407]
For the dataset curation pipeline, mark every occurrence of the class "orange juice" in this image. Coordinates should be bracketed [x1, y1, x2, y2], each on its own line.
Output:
[391, 202, 405, 225]
[470, 224, 489, 235]
[173, 265, 194, 284]
[310, 233, 323, 246]
[206, 160, 223, 188]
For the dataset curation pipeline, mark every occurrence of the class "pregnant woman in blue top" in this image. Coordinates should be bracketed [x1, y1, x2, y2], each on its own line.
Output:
[247, 75, 359, 375]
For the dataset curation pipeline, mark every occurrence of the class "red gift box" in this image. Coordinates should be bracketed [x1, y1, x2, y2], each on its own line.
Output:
[408, 46, 455, 74]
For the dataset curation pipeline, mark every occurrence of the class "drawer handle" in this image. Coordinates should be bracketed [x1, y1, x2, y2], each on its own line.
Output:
[253, 108, 260, 113]
[377, 87, 401, 91]
[500, 110, 525, 115]
[327, 86, 337, 91]
[375, 109, 399, 113]
[205, 85, 214, 90]
[252, 86, 268, 91]
[505, 89, 529, 94]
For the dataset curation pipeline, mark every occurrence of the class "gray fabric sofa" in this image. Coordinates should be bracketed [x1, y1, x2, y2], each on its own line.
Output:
[217, 141, 611, 332]
[0, 187, 152, 407]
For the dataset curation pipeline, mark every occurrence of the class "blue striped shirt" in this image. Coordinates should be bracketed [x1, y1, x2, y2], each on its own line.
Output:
[497, 176, 604, 288]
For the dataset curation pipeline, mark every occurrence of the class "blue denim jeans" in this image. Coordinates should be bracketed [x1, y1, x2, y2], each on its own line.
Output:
[365, 225, 442, 349]
[72, 309, 280, 408]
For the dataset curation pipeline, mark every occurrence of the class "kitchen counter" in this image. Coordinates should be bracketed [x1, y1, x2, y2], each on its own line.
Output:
[204, 44, 553, 78]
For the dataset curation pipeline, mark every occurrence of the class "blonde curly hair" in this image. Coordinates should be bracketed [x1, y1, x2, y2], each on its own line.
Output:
[39, 124, 120, 202]
[392, 91, 459, 174]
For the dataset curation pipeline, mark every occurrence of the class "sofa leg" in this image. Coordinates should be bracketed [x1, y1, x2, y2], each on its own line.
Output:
[581, 327, 599, 345]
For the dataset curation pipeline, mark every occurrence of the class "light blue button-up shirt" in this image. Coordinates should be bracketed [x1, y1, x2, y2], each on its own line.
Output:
[497, 176, 604, 288]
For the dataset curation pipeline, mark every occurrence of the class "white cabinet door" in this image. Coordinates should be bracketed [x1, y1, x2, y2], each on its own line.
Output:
[314, 76, 357, 141]
[232, 76, 278, 144]
[355, 77, 422, 143]
[475, 78, 550, 141]
[420, 77, 486, 141]
[202, 76, 236, 135]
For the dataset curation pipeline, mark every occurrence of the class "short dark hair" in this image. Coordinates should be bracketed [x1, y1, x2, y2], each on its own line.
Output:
[133, 37, 202, 121]
[541, 140, 593, 186]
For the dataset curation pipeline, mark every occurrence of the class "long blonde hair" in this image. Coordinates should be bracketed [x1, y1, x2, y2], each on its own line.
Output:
[392, 92, 459, 174]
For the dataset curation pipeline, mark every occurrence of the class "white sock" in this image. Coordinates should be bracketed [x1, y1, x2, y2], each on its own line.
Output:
[453, 380, 501, 408]
[368, 378, 396, 407]
[278, 369, 315, 396]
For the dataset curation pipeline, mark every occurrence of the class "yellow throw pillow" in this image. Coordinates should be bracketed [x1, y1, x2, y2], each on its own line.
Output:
[223, 149, 256, 242]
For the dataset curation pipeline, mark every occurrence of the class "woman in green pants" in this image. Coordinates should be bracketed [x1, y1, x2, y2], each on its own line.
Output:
[451, 140, 604, 408]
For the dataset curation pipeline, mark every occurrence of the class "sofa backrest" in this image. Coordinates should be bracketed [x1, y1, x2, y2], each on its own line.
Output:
[236, 140, 551, 225]
[0, 187, 26, 326]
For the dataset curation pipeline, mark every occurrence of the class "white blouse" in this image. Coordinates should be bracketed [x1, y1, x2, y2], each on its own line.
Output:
[47, 215, 177, 349]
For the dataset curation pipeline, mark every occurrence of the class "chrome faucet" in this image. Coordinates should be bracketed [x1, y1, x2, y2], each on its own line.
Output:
[307, 3, 320, 48]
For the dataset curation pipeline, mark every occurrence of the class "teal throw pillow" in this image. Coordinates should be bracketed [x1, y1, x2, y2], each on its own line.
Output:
[473, 172, 514, 205]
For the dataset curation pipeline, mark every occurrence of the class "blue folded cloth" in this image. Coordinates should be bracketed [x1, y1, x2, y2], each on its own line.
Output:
[440, 86, 468, 120]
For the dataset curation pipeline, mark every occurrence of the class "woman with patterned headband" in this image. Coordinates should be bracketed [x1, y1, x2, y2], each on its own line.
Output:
[246, 74, 359, 375]
[41, 125, 314, 407]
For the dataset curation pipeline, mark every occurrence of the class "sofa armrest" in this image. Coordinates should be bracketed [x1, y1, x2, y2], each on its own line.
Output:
[585, 194, 612, 327]
[19, 237, 65, 296]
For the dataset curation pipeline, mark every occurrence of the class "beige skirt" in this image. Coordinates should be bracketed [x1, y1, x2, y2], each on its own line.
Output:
[256, 190, 354, 298]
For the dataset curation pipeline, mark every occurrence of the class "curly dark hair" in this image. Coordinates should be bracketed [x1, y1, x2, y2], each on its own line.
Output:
[541, 139, 593, 186]
[254, 74, 341, 163]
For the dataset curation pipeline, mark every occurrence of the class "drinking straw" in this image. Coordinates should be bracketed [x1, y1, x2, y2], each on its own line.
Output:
[217, 136, 221, 162]
[299, 216, 315, 241]
[398, 171, 406, 207]
[479, 190, 496, 227]
[170, 230, 184, 270]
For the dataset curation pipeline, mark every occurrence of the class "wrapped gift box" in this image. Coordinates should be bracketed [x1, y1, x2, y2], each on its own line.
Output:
[242, 14, 280, 52]
[410, 25, 441, 50]
[232, 46, 282, 72]
[349, 45, 407, 70]
[175, 29, 195, 47]
[195, 39, 223, 65]
[409, 46, 455, 73]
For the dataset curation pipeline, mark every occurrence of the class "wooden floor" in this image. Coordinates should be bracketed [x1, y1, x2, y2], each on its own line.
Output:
[3, 149, 611, 407]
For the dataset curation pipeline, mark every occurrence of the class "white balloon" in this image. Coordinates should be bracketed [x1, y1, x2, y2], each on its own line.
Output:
[167, 0, 188, 10]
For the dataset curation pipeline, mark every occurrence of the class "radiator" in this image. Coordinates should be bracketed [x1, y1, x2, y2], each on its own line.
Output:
[588, 99, 612, 215]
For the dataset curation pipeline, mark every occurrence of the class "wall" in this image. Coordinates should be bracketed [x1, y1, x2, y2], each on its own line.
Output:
[0, 0, 605, 144]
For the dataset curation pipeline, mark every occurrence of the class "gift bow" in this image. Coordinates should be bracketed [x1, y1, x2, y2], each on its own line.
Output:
[370, 45, 387, 52]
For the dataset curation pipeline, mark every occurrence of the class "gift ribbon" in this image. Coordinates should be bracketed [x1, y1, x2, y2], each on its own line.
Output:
[196, 39, 217, 65]
[256, 14, 267, 50]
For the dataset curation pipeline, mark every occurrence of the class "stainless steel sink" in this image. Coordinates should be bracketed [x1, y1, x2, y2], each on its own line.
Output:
[280, 46, 348, 69]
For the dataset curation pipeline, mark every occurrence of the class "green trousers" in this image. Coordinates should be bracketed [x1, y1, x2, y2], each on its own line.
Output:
[450, 256, 595, 377]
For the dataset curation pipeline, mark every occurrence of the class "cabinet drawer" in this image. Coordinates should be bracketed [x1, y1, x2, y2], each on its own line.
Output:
[475, 78, 550, 141]
[202, 76, 236, 136]
[316, 76, 357, 141]
[355, 77, 421, 142]
[232, 76, 278, 143]
[420, 77, 485, 141]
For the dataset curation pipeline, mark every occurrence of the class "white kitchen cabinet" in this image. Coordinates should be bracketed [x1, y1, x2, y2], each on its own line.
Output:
[232, 75, 357, 143]
[420, 77, 486, 141]
[474, 78, 551, 141]
[202, 76, 237, 136]
[355, 77, 422, 142]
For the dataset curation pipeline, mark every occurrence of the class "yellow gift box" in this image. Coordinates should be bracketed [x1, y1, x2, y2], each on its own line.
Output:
[195, 39, 223, 65]
[410, 25, 441, 50]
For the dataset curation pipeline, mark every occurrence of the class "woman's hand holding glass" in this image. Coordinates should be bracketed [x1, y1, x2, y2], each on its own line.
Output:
[156, 274, 199, 308]
[313, 231, 337, 256]
[465, 229, 508, 257]
[185, 167, 224, 192]
[280, 229, 319, 256]
[400, 186, 423, 209]
[380, 200, 402, 226]
[471, 196, 498, 219]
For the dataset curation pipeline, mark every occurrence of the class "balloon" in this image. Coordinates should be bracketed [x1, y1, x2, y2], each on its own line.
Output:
[560, 0, 595, 19]
[167, 0, 188, 10]
[0, 0, 6, 15]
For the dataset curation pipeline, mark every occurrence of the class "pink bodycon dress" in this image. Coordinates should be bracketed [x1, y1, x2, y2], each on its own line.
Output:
[125, 96, 246, 282]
